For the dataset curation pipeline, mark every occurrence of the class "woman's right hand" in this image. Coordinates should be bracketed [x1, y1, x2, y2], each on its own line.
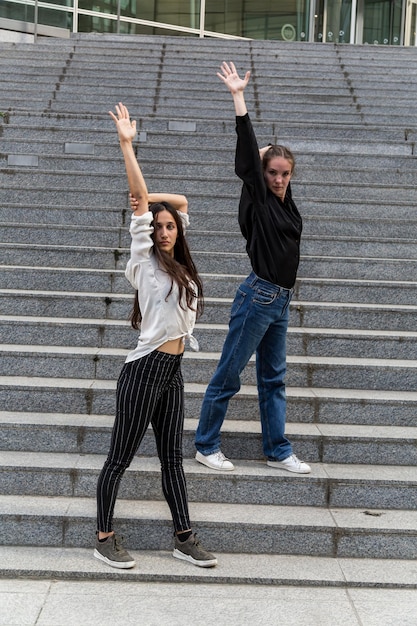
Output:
[109, 102, 137, 143]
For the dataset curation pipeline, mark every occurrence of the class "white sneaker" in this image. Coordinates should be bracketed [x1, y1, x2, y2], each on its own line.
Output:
[195, 450, 235, 471]
[267, 454, 311, 474]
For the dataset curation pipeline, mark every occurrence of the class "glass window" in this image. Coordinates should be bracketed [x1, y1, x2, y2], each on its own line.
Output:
[79, 1, 118, 16]
[205, 0, 310, 40]
[314, 0, 351, 43]
[408, 2, 417, 45]
[38, 7, 72, 30]
[78, 0, 200, 29]
[0, 1, 34, 21]
[363, 0, 402, 44]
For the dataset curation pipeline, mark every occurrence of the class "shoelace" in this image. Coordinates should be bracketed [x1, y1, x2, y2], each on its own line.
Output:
[215, 451, 228, 461]
[113, 535, 126, 552]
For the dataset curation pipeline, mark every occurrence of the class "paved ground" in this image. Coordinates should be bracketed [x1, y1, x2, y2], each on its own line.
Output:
[2, 578, 417, 625]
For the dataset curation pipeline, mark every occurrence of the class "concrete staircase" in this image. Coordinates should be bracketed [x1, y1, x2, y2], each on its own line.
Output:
[0, 34, 416, 588]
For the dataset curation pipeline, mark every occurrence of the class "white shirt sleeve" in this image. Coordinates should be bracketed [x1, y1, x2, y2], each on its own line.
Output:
[125, 211, 154, 287]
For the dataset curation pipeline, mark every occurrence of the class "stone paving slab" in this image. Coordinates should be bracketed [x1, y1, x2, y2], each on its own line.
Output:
[1, 581, 415, 626]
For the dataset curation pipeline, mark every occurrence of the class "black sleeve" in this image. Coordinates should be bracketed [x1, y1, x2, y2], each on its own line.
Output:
[235, 113, 267, 208]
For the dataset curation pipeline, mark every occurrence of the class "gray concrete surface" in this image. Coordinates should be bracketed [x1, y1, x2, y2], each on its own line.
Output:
[1, 578, 416, 626]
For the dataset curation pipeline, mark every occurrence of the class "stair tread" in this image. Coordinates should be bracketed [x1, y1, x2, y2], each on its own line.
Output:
[0, 545, 415, 588]
[1, 411, 417, 440]
[1, 494, 417, 529]
[2, 375, 417, 403]
[3, 343, 417, 369]
[3, 314, 417, 339]
[1, 453, 416, 483]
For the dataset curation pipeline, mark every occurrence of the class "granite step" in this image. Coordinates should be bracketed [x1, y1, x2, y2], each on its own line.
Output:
[3, 163, 417, 191]
[1, 115, 412, 144]
[2, 344, 417, 391]
[1, 376, 416, 426]
[1, 315, 416, 357]
[3, 144, 417, 175]
[5, 451, 417, 508]
[1, 493, 416, 559]
[1, 413, 416, 467]
[3, 243, 417, 281]
[1, 136, 414, 160]
[1, 290, 416, 330]
[1, 200, 417, 226]
[2, 221, 417, 259]
[2, 267, 417, 306]
[1, 545, 416, 588]
[1, 175, 415, 204]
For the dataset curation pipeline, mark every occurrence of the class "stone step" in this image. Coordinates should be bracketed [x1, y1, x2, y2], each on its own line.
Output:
[3, 244, 417, 282]
[1, 412, 416, 467]
[4, 451, 417, 508]
[0, 154, 417, 189]
[1, 200, 417, 226]
[2, 114, 412, 144]
[1, 135, 414, 160]
[1, 545, 415, 589]
[2, 266, 417, 307]
[2, 222, 417, 259]
[6, 74, 412, 103]
[1, 290, 416, 330]
[1, 175, 415, 204]
[3, 165, 417, 190]
[299, 199, 417, 220]
[3, 133, 416, 168]
[1, 376, 416, 426]
[2, 344, 417, 392]
[2, 314, 416, 357]
[1, 494, 416, 559]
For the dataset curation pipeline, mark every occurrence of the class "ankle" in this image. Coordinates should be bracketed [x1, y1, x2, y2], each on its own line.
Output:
[97, 531, 114, 541]
[176, 529, 192, 543]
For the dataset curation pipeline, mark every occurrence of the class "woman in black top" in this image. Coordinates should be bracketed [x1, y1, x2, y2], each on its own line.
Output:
[195, 62, 311, 474]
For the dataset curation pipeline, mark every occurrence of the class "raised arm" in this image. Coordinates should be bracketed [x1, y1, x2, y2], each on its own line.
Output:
[109, 102, 148, 216]
[217, 61, 251, 116]
[129, 193, 188, 215]
[148, 193, 188, 214]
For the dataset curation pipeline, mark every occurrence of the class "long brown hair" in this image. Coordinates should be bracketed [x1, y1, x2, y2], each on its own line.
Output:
[130, 202, 204, 329]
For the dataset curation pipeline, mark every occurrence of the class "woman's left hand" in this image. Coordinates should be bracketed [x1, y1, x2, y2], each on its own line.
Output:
[129, 193, 140, 212]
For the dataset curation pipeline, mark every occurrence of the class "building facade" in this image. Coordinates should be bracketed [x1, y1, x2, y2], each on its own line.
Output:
[1, 0, 416, 46]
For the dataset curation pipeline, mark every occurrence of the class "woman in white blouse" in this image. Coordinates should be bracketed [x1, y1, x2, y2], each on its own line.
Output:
[94, 102, 217, 570]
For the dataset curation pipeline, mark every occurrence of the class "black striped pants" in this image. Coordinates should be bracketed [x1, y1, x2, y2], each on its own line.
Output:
[96, 350, 190, 533]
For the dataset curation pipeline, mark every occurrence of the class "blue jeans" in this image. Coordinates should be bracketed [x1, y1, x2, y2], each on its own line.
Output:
[195, 271, 293, 461]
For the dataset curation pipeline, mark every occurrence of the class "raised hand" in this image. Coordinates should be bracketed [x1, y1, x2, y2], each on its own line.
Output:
[217, 61, 251, 94]
[109, 102, 137, 143]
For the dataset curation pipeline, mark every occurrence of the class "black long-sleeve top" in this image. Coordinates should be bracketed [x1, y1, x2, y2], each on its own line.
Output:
[235, 114, 302, 289]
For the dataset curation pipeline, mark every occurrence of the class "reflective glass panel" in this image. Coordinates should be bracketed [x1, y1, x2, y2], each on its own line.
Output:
[407, 1, 417, 45]
[314, 0, 351, 43]
[38, 7, 72, 30]
[78, 0, 200, 28]
[0, 1, 34, 21]
[0, 1, 72, 22]
[363, 0, 402, 44]
[41, 0, 73, 6]
[205, 0, 310, 40]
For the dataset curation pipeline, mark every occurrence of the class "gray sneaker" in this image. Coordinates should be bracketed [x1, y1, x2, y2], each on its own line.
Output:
[173, 533, 217, 568]
[94, 533, 136, 569]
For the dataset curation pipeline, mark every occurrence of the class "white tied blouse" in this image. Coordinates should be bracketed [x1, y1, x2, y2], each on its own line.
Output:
[124, 211, 199, 363]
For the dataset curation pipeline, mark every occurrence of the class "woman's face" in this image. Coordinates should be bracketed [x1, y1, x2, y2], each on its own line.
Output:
[264, 156, 293, 201]
[154, 209, 178, 257]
